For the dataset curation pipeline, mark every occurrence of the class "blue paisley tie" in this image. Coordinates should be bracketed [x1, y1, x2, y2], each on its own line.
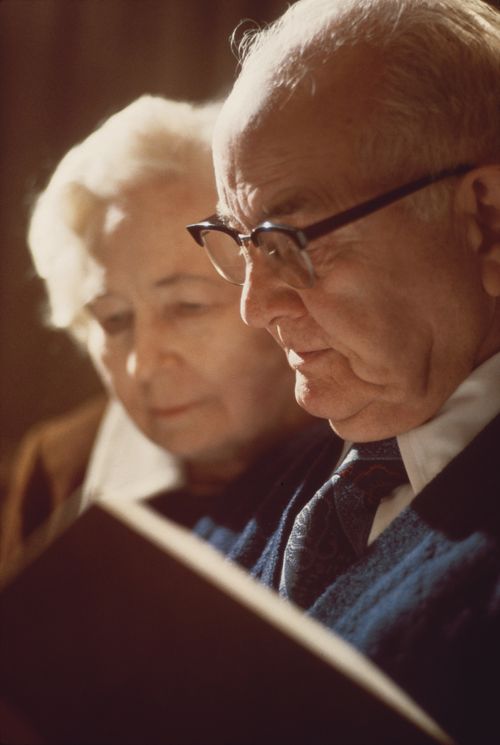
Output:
[280, 437, 408, 609]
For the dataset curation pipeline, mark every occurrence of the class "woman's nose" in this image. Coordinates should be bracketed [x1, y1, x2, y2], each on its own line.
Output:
[127, 318, 179, 383]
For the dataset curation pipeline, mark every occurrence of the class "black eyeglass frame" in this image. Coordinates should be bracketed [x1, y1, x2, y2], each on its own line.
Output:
[186, 162, 474, 283]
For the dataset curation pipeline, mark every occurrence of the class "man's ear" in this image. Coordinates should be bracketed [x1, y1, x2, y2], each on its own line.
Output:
[456, 164, 500, 298]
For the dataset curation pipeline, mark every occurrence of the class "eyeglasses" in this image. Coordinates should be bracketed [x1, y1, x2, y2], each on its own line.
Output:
[187, 163, 473, 289]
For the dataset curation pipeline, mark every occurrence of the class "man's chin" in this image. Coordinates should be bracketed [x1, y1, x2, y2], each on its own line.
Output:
[294, 368, 405, 438]
[294, 384, 355, 421]
[295, 384, 379, 440]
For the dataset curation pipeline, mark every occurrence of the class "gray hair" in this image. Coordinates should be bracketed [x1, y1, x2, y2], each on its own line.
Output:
[231, 0, 500, 218]
[28, 95, 220, 343]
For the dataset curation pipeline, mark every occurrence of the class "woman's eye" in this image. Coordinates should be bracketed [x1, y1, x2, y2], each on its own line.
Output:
[168, 302, 211, 317]
[99, 312, 133, 335]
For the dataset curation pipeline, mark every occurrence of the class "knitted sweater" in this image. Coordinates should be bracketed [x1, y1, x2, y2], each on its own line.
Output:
[157, 413, 500, 743]
[309, 412, 500, 745]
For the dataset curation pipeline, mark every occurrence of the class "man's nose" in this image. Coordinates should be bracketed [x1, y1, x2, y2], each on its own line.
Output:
[239, 250, 305, 329]
[127, 318, 179, 383]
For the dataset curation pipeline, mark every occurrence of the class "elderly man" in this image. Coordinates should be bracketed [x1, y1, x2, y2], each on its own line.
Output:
[187, 0, 500, 740]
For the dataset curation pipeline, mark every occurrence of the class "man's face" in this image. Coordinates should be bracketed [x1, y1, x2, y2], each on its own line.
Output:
[214, 61, 496, 441]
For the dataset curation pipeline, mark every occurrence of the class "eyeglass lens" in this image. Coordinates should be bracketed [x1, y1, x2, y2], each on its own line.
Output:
[201, 230, 247, 284]
[201, 228, 313, 289]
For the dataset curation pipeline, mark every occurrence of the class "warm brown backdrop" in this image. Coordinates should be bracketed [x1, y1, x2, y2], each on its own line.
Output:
[0, 0, 290, 483]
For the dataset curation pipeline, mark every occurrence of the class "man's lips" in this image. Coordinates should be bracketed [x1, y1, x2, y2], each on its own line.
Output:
[286, 348, 330, 369]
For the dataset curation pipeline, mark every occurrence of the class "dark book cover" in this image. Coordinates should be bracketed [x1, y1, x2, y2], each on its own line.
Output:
[0, 498, 452, 745]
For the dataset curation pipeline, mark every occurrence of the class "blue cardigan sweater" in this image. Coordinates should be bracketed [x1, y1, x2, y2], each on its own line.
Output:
[152, 414, 500, 744]
[310, 413, 500, 745]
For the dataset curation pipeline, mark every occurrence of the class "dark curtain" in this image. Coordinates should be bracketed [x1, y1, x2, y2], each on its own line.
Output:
[0, 0, 290, 481]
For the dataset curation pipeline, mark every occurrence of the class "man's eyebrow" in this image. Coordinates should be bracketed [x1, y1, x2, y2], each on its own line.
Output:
[262, 194, 312, 221]
[215, 193, 312, 231]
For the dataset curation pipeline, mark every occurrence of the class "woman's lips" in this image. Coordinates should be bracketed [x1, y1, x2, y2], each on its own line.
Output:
[149, 401, 200, 419]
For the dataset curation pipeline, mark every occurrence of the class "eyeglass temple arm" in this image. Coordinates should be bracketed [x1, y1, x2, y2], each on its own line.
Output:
[302, 163, 474, 243]
[186, 215, 219, 246]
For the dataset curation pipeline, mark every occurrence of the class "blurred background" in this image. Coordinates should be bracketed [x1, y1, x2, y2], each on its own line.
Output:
[0, 0, 290, 487]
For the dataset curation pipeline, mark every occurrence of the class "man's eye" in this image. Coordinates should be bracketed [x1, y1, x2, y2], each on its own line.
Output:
[99, 312, 133, 335]
[306, 237, 340, 268]
[261, 233, 298, 262]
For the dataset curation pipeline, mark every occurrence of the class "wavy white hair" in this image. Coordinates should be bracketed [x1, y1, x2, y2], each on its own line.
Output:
[230, 0, 500, 217]
[28, 95, 220, 344]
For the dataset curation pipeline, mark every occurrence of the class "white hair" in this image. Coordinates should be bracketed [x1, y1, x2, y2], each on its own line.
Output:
[231, 0, 500, 218]
[28, 95, 221, 343]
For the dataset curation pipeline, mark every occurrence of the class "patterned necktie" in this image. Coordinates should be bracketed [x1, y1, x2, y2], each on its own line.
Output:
[280, 437, 408, 609]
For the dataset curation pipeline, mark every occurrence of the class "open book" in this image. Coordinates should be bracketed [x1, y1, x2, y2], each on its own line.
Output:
[0, 496, 452, 745]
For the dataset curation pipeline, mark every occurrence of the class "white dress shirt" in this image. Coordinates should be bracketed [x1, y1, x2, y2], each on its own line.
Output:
[368, 351, 500, 543]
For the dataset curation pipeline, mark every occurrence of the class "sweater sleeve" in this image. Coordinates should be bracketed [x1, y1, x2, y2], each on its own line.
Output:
[0, 395, 107, 568]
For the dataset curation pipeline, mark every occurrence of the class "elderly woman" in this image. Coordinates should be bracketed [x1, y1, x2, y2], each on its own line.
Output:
[2, 95, 336, 571]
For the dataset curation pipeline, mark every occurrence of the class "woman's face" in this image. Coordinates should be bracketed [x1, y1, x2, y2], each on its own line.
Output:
[85, 173, 303, 464]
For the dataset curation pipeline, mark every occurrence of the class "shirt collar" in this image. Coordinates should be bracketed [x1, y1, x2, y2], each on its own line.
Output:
[82, 398, 183, 505]
[397, 352, 500, 496]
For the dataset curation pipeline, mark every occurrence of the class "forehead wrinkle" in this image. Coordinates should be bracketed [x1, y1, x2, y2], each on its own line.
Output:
[216, 187, 347, 232]
[215, 101, 363, 233]
[225, 135, 354, 230]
